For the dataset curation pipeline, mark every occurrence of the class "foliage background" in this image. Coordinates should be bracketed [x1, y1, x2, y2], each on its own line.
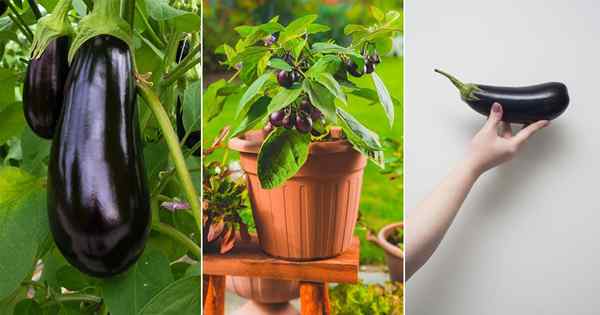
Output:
[203, 0, 403, 265]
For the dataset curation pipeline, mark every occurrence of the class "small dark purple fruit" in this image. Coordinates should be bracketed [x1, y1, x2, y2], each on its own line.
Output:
[345, 59, 364, 78]
[365, 62, 375, 74]
[277, 70, 294, 88]
[282, 53, 294, 65]
[370, 54, 381, 65]
[299, 99, 312, 114]
[295, 115, 313, 133]
[282, 112, 295, 129]
[290, 70, 301, 83]
[310, 107, 323, 121]
[269, 110, 285, 127]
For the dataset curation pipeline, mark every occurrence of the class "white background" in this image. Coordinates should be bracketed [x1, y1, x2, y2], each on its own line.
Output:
[405, 0, 600, 314]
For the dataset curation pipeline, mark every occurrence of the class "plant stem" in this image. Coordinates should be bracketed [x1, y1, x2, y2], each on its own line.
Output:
[122, 0, 135, 27]
[42, 293, 103, 308]
[7, 2, 34, 40]
[137, 81, 202, 234]
[27, 0, 42, 19]
[153, 222, 201, 258]
[161, 57, 201, 87]
[161, 44, 201, 87]
[8, 13, 33, 42]
[135, 4, 165, 47]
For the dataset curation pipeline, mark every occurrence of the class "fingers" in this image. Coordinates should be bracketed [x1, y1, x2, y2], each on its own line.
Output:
[501, 122, 512, 138]
[512, 120, 550, 146]
[483, 103, 503, 131]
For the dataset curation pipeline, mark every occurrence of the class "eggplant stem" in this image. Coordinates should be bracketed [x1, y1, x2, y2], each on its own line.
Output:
[434, 69, 481, 101]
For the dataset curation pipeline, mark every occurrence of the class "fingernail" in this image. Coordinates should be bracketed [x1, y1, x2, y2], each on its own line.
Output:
[492, 103, 501, 113]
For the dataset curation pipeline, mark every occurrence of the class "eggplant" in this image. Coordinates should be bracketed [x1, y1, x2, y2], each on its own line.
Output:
[0, 2, 6, 16]
[23, 37, 70, 139]
[435, 69, 569, 124]
[48, 35, 150, 278]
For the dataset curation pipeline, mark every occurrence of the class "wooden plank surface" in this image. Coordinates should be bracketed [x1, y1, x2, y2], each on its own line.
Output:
[204, 275, 225, 315]
[203, 236, 359, 283]
[300, 282, 329, 315]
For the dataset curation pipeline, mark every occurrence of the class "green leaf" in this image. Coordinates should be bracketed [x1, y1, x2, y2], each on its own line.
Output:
[344, 24, 367, 35]
[370, 6, 385, 22]
[268, 58, 293, 71]
[0, 68, 17, 110]
[336, 108, 384, 168]
[101, 249, 174, 315]
[257, 128, 310, 189]
[139, 276, 201, 315]
[203, 80, 227, 123]
[236, 72, 272, 118]
[307, 24, 330, 34]
[183, 81, 202, 132]
[56, 265, 94, 291]
[303, 79, 336, 122]
[306, 55, 341, 77]
[0, 167, 47, 300]
[268, 87, 303, 112]
[145, 0, 188, 20]
[311, 43, 362, 58]
[315, 73, 346, 105]
[371, 72, 395, 127]
[13, 299, 42, 315]
[173, 14, 201, 33]
[231, 96, 271, 137]
[0, 103, 26, 144]
[279, 15, 318, 42]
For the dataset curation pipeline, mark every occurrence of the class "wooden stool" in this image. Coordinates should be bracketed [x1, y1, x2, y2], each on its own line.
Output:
[203, 236, 360, 315]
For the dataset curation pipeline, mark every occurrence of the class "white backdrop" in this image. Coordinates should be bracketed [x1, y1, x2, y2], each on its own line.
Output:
[405, 0, 600, 314]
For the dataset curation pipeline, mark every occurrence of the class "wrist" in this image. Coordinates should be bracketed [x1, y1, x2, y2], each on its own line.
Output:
[459, 157, 485, 180]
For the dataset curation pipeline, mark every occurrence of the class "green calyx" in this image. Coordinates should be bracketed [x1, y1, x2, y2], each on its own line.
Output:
[67, 0, 133, 62]
[434, 69, 481, 102]
[30, 0, 73, 59]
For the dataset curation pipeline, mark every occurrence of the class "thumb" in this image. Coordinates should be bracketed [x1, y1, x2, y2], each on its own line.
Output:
[483, 103, 503, 130]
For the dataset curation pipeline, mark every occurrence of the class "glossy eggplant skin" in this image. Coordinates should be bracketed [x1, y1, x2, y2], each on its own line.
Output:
[468, 82, 570, 124]
[48, 35, 151, 278]
[23, 37, 70, 139]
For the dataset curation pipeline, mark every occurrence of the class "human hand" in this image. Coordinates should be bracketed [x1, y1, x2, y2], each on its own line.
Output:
[465, 103, 549, 175]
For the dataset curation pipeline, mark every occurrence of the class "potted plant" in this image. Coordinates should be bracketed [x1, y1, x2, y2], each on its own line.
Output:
[207, 6, 402, 261]
[203, 129, 300, 315]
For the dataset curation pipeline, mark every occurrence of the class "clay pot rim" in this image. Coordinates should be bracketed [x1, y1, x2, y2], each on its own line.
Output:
[377, 222, 404, 258]
[228, 129, 355, 155]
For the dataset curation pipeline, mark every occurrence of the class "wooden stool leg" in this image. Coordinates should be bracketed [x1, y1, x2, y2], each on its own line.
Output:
[300, 282, 330, 315]
[204, 275, 225, 315]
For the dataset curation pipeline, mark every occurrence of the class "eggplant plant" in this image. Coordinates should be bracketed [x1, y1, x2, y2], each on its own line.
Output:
[205, 6, 402, 189]
[0, 0, 201, 314]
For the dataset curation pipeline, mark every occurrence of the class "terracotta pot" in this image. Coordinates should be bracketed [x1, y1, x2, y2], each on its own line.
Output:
[229, 130, 367, 261]
[373, 222, 404, 282]
[226, 276, 299, 303]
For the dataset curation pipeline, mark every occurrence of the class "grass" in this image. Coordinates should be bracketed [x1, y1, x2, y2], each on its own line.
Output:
[204, 57, 403, 264]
